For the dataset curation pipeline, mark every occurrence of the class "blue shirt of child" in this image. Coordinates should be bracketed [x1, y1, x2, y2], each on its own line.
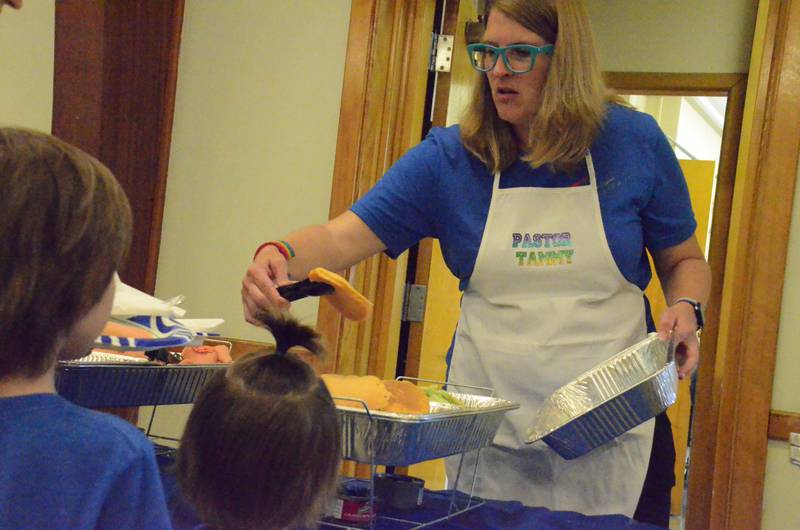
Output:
[351, 104, 697, 295]
[0, 393, 172, 530]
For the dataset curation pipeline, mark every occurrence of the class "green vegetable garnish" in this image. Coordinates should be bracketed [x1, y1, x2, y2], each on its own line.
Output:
[423, 387, 465, 407]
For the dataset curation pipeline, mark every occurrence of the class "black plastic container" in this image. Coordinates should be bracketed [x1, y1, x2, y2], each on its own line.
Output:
[374, 473, 425, 511]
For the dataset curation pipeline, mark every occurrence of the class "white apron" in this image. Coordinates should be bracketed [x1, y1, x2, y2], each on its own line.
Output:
[446, 153, 653, 516]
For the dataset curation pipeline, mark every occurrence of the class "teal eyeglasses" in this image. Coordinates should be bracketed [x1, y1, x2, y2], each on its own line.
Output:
[466, 43, 555, 74]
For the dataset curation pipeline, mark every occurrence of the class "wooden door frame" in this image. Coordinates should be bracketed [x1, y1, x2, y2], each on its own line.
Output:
[604, 71, 747, 530]
[703, 1, 800, 528]
[404, 0, 462, 382]
[607, 2, 800, 527]
[316, 0, 435, 376]
[52, 0, 185, 293]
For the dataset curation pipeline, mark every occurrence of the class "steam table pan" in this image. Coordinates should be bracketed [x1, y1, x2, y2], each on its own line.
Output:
[55, 362, 227, 408]
[337, 391, 519, 467]
[526, 333, 678, 460]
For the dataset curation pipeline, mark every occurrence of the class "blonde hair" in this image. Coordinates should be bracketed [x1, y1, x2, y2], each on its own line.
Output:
[461, 0, 609, 172]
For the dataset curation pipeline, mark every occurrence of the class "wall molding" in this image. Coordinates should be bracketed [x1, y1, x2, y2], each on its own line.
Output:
[768, 410, 800, 442]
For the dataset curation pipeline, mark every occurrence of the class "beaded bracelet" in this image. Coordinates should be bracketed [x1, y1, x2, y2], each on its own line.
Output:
[253, 240, 296, 261]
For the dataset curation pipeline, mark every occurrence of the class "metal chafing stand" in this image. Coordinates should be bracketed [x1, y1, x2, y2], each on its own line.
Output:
[57, 360, 519, 529]
[321, 377, 519, 530]
[55, 338, 233, 447]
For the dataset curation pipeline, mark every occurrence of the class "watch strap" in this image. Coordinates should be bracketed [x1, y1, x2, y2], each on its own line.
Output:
[676, 297, 704, 329]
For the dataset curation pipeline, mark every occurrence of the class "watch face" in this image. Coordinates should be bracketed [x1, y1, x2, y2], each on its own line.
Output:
[692, 302, 704, 329]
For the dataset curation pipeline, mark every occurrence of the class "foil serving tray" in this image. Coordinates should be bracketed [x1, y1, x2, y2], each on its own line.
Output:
[55, 362, 227, 408]
[337, 392, 519, 466]
[526, 333, 678, 460]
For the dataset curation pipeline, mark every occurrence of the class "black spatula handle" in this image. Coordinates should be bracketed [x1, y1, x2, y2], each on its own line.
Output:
[277, 279, 334, 301]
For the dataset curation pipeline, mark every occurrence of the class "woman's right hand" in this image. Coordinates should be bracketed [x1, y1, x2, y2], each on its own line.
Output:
[242, 245, 292, 325]
[241, 213, 387, 326]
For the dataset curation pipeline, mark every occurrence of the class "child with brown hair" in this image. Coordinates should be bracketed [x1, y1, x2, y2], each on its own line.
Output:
[175, 312, 341, 530]
[0, 127, 172, 529]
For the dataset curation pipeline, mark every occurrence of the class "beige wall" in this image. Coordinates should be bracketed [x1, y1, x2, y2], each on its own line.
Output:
[0, 0, 54, 130]
[586, 0, 757, 73]
[771, 159, 800, 414]
[145, 0, 351, 440]
[156, 1, 351, 341]
[762, 159, 800, 529]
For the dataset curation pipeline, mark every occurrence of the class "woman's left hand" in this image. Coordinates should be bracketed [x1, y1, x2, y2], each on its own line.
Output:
[657, 302, 700, 380]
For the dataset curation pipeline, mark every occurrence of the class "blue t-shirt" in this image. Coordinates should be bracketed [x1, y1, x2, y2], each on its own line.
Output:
[0, 393, 172, 530]
[351, 104, 697, 296]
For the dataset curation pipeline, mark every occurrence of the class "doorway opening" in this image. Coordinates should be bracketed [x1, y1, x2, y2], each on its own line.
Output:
[621, 93, 727, 530]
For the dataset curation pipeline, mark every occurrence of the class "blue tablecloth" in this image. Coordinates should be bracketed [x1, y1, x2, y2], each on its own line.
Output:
[157, 455, 663, 530]
[317, 483, 664, 530]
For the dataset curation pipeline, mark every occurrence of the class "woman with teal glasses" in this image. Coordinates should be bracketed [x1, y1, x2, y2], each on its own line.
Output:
[243, 0, 709, 526]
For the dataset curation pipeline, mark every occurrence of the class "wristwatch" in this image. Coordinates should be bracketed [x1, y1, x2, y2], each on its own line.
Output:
[676, 297, 705, 330]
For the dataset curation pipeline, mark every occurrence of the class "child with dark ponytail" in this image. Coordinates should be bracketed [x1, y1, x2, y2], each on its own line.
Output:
[176, 312, 340, 530]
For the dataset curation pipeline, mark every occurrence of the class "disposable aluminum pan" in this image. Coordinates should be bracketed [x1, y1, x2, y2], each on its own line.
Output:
[338, 392, 519, 466]
[526, 333, 678, 460]
[55, 362, 227, 408]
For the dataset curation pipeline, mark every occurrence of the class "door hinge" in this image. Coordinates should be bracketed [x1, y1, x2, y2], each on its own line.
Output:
[429, 33, 454, 73]
[402, 283, 428, 322]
